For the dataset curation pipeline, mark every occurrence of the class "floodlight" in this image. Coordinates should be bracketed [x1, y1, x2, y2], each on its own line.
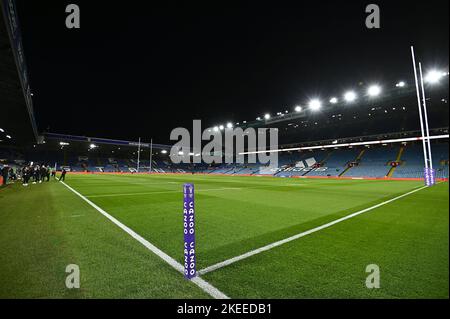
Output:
[344, 91, 357, 102]
[219, 125, 224, 130]
[89, 144, 97, 149]
[0, 128, 4, 132]
[396, 81, 406, 87]
[226, 122, 233, 129]
[161, 150, 168, 154]
[213, 126, 219, 132]
[264, 113, 271, 120]
[294, 105, 302, 112]
[308, 99, 322, 111]
[329, 97, 338, 104]
[367, 85, 381, 97]
[425, 70, 444, 84]
[59, 142, 70, 146]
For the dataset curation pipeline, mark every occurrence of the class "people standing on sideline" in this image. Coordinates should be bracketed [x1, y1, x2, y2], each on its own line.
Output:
[1, 165, 9, 186]
[40, 165, 48, 182]
[33, 165, 40, 184]
[22, 166, 31, 186]
[46, 166, 51, 182]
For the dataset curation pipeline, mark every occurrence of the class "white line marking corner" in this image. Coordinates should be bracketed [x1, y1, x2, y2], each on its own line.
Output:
[60, 181, 229, 299]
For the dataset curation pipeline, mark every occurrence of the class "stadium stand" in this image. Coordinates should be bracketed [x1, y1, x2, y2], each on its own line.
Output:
[344, 146, 398, 178]
[393, 143, 449, 179]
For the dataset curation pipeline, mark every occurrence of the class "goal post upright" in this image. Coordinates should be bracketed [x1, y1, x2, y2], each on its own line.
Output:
[137, 137, 141, 173]
[149, 138, 153, 173]
[411, 46, 431, 186]
[419, 62, 436, 185]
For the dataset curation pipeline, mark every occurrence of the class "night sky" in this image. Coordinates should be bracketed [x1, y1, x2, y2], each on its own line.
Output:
[15, 0, 449, 144]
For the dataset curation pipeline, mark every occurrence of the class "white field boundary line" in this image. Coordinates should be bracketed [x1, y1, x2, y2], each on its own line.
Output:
[85, 187, 243, 198]
[198, 184, 429, 275]
[60, 181, 229, 299]
[84, 184, 285, 198]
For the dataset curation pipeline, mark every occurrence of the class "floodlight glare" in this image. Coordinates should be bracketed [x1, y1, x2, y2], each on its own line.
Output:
[226, 122, 233, 129]
[89, 144, 97, 149]
[367, 85, 381, 97]
[308, 99, 322, 111]
[213, 126, 219, 132]
[329, 97, 338, 104]
[344, 91, 357, 102]
[219, 125, 224, 130]
[161, 150, 168, 154]
[264, 113, 271, 120]
[294, 105, 302, 112]
[396, 81, 406, 87]
[425, 70, 444, 84]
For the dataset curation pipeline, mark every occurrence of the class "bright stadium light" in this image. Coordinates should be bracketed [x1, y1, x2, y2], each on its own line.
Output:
[425, 70, 445, 84]
[213, 126, 219, 132]
[367, 85, 381, 97]
[264, 113, 271, 120]
[219, 125, 224, 131]
[226, 122, 233, 129]
[89, 144, 97, 149]
[329, 97, 338, 104]
[59, 142, 70, 146]
[344, 91, 357, 102]
[308, 99, 322, 111]
[161, 150, 168, 154]
[294, 105, 302, 112]
[396, 81, 406, 87]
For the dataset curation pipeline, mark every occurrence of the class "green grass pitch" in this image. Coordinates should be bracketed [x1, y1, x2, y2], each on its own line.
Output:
[0, 173, 448, 298]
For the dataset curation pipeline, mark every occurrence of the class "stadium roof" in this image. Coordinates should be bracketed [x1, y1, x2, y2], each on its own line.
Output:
[0, 2, 38, 146]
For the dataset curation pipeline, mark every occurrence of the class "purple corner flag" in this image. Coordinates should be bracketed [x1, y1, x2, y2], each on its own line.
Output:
[424, 167, 431, 186]
[424, 167, 436, 186]
[430, 168, 436, 185]
[183, 183, 196, 279]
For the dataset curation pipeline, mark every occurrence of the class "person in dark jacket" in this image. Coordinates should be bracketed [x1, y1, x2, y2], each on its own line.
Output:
[1, 165, 9, 186]
[59, 168, 67, 181]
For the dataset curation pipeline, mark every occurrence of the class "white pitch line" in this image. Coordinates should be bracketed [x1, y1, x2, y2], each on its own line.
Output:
[85, 187, 243, 198]
[198, 184, 429, 275]
[60, 181, 229, 299]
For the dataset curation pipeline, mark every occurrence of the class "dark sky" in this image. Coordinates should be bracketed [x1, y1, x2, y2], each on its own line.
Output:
[15, 0, 449, 144]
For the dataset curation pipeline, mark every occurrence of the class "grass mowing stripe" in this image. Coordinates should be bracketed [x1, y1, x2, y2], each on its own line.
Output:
[60, 181, 229, 299]
[198, 184, 429, 275]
